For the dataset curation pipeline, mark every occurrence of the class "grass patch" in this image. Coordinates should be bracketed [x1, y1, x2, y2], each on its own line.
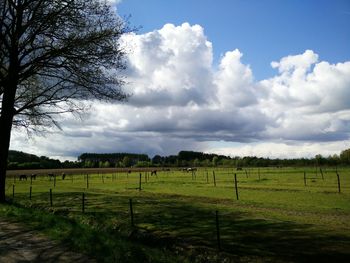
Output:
[2, 167, 350, 262]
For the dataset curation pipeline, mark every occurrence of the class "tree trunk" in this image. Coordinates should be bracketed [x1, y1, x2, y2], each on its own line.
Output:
[0, 81, 17, 202]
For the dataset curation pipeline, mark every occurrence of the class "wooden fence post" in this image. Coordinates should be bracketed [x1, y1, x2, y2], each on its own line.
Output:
[12, 184, 15, 199]
[336, 172, 341, 193]
[234, 173, 239, 200]
[54, 175, 56, 187]
[86, 174, 89, 189]
[213, 171, 216, 187]
[215, 210, 221, 251]
[129, 199, 134, 227]
[139, 173, 142, 191]
[303, 171, 307, 186]
[320, 167, 324, 180]
[49, 189, 53, 207]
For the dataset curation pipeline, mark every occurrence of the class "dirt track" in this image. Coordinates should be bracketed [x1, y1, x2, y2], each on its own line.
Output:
[0, 218, 95, 263]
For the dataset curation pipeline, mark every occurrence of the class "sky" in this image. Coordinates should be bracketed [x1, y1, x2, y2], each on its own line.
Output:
[9, 0, 350, 161]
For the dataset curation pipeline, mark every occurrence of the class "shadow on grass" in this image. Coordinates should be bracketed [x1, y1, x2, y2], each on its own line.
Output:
[4, 191, 350, 262]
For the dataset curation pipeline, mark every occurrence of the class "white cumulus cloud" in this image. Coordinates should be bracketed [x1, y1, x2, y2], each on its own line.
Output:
[9, 23, 350, 160]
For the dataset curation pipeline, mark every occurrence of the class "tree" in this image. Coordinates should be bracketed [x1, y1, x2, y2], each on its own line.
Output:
[0, 0, 130, 202]
[122, 156, 132, 167]
[340, 148, 350, 165]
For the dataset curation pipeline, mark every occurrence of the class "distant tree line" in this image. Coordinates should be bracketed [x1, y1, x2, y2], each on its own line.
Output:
[7, 150, 79, 170]
[7, 149, 350, 170]
[78, 153, 150, 168]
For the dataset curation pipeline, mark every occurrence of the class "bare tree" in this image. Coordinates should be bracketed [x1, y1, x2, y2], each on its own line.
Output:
[0, 0, 130, 202]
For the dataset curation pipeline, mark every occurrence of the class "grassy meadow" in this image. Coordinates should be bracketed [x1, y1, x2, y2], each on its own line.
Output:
[1, 167, 350, 262]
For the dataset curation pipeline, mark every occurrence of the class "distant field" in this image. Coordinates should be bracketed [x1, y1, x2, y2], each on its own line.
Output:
[2, 167, 350, 262]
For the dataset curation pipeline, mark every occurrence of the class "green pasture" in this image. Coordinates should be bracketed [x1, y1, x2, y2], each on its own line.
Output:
[1, 167, 350, 262]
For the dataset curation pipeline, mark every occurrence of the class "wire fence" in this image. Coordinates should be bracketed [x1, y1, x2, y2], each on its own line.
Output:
[4, 167, 350, 254]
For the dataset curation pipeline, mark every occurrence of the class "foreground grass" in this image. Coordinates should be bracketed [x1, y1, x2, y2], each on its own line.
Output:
[0, 202, 190, 263]
[2, 167, 350, 262]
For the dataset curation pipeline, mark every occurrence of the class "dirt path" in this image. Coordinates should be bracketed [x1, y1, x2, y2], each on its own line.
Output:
[0, 218, 95, 263]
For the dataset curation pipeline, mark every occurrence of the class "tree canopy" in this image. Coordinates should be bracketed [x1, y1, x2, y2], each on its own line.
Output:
[0, 0, 130, 201]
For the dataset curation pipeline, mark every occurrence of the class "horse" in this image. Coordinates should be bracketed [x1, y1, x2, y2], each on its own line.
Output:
[151, 170, 157, 176]
[30, 174, 37, 180]
[19, 174, 27, 181]
[62, 173, 66, 180]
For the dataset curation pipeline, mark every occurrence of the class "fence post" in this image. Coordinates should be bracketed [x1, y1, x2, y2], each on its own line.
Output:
[139, 173, 142, 191]
[213, 171, 216, 187]
[12, 184, 15, 199]
[303, 171, 307, 186]
[320, 167, 324, 180]
[234, 173, 239, 200]
[86, 174, 89, 189]
[102, 174, 104, 184]
[54, 175, 56, 187]
[215, 210, 221, 251]
[82, 192, 85, 213]
[49, 189, 53, 207]
[129, 199, 134, 227]
[336, 172, 341, 193]
[206, 171, 209, 183]
[29, 186, 32, 200]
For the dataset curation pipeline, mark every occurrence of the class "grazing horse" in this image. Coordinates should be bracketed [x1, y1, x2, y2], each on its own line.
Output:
[62, 173, 66, 180]
[187, 168, 197, 172]
[19, 174, 27, 181]
[30, 174, 37, 180]
[151, 170, 157, 176]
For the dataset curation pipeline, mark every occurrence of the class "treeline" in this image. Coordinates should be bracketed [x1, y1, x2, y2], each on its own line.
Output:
[7, 148, 350, 170]
[78, 153, 150, 168]
[7, 150, 79, 170]
[151, 151, 349, 168]
[78, 150, 350, 168]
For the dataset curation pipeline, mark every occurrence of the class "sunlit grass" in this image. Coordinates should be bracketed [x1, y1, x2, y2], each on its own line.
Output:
[2, 167, 350, 262]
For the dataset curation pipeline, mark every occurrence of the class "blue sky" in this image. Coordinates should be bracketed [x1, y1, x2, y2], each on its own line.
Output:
[118, 0, 350, 80]
[10, 0, 350, 160]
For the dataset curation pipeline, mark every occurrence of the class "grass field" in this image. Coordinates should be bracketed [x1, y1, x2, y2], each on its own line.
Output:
[1, 167, 350, 262]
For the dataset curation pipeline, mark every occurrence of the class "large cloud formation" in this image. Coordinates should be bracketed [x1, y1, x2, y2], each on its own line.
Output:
[10, 23, 350, 160]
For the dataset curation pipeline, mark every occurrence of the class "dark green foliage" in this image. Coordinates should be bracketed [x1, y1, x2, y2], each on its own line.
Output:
[78, 153, 150, 167]
[340, 148, 350, 165]
[8, 150, 40, 163]
[7, 149, 350, 170]
[7, 150, 78, 169]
